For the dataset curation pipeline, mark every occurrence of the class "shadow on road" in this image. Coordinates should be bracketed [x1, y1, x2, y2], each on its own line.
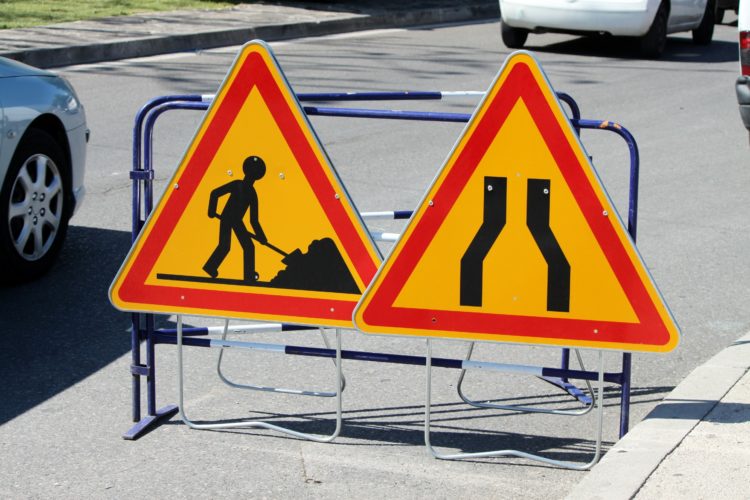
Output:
[526, 36, 737, 64]
[646, 399, 750, 423]
[0, 225, 133, 425]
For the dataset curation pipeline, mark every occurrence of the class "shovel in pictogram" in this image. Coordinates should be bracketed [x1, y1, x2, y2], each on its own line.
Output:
[250, 233, 360, 294]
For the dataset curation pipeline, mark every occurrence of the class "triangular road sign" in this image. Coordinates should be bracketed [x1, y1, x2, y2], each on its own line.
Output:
[354, 51, 679, 352]
[110, 41, 381, 327]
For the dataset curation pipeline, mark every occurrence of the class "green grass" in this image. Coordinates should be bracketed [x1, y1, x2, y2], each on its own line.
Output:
[0, 1, 248, 29]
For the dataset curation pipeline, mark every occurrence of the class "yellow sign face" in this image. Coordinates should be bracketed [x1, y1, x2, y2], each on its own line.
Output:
[110, 41, 381, 327]
[353, 51, 680, 352]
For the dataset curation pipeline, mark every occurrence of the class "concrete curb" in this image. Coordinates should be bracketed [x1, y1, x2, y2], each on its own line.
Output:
[1, 3, 499, 69]
[565, 332, 750, 500]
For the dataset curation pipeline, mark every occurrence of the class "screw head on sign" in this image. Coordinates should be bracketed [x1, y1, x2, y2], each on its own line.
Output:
[543, 188, 549, 195]
[174, 183, 179, 190]
[602, 210, 608, 216]
[279, 172, 285, 180]
[334, 194, 340, 200]
[428, 200, 434, 206]
[487, 185, 493, 192]
[227, 170, 233, 176]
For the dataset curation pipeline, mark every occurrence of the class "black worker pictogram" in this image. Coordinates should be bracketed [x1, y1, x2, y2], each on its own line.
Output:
[203, 155, 268, 283]
[157, 154, 359, 294]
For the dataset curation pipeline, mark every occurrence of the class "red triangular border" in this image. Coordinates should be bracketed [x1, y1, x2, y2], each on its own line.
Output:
[357, 56, 675, 349]
[114, 44, 379, 325]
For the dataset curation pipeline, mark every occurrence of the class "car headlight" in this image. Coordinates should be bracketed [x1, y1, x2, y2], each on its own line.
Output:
[65, 94, 79, 113]
[58, 76, 81, 113]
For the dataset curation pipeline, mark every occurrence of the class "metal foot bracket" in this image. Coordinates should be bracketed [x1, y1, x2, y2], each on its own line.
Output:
[177, 315, 343, 443]
[457, 342, 594, 415]
[216, 319, 346, 397]
[424, 339, 605, 470]
[123, 404, 179, 440]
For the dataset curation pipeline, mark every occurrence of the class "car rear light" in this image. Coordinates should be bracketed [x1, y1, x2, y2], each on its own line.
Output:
[741, 31, 750, 76]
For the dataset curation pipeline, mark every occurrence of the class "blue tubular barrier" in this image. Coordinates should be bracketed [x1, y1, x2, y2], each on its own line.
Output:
[150, 329, 624, 384]
[125, 90, 637, 441]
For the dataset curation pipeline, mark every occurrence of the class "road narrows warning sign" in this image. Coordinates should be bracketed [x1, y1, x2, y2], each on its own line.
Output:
[110, 41, 381, 327]
[353, 51, 679, 352]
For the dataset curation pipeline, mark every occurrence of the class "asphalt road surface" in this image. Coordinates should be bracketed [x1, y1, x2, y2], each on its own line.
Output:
[1, 19, 748, 498]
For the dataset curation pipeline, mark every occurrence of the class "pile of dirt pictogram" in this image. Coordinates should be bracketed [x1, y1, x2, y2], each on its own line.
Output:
[269, 237, 359, 294]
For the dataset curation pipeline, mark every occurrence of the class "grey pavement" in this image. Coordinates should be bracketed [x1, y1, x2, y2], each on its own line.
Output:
[1, 2, 749, 497]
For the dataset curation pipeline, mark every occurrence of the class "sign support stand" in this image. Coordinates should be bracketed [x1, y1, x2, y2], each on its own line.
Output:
[176, 315, 344, 443]
[424, 339, 605, 469]
[216, 320, 346, 397]
[456, 342, 595, 414]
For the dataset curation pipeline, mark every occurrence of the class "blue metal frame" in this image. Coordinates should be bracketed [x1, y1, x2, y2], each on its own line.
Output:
[124, 90, 639, 442]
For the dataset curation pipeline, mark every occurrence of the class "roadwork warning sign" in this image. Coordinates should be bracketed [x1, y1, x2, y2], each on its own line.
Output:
[353, 51, 679, 352]
[110, 41, 381, 327]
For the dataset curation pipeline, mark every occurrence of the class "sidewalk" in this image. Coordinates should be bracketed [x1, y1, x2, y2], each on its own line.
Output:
[1, 3, 749, 497]
[0, 0, 498, 68]
[568, 332, 750, 499]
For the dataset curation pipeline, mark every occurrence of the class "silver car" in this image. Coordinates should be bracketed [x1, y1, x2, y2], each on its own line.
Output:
[0, 57, 87, 283]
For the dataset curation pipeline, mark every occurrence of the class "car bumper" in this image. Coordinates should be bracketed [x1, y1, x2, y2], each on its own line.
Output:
[72, 185, 86, 216]
[67, 123, 88, 217]
[500, 0, 656, 36]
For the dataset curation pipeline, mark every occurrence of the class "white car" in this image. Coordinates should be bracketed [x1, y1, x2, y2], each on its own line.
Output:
[0, 57, 88, 283]
[499, 0, 715, 57]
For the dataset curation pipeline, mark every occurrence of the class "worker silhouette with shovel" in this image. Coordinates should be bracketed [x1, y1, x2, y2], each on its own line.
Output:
[198, 154, 360, 293]
[203, 155, 268, 283]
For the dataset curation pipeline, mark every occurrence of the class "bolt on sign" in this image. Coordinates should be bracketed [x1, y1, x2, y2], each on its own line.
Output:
[110, 41, 381, 327]
[354, 51, 679, 353]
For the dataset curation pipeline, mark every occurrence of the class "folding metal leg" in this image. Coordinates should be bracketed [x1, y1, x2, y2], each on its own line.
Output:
[176, 315, 343, 443]
[123, 314, 178, 440]
[215, 319, 346, 397]
[425, 339, 605, 470]
[456, 342, 594, 415]
[619, 352, 632, 437]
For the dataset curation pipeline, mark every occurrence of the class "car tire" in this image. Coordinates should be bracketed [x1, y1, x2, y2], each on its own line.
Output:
[0, 129, 70, 284]
[715, 6, 725, 24]
[693, 0, 715, 44]
[501, 21, 528, 49]
[640, 2, 669, 58]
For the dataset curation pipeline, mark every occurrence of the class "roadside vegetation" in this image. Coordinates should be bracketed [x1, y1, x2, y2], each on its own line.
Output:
[0, 0, 246, 29]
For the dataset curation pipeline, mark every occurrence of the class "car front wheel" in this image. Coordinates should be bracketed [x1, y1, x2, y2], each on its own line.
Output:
[501, 21, 528, 49]
[0, 129, 69, 284]
[715, 6, 725, 24]
[693, 0, 715, 44]
[640, 2, 669, 58]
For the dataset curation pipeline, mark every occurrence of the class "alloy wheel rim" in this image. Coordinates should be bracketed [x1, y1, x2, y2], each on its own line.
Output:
[7, 154, 64, 261]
